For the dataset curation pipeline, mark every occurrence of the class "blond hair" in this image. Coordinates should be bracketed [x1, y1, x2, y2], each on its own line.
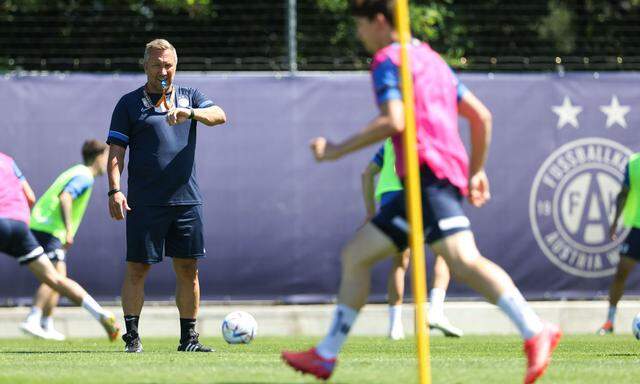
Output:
[143, 39, 178, 64]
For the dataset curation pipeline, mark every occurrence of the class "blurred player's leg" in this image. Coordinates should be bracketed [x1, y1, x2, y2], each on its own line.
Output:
[387, 249, 409, 340]
[431, 231, 560, 384]
[428, 255, 463, 337]
[598, 257, 636, 335]
[40, 260, 67, 340]
[282, 223, 396, 380]
[26, 255, 120, 341]
[20, 261, 67, 340]
[121, 261, 151, 352]
[173, 258, 211, 352]
[20, 283, 49, 339]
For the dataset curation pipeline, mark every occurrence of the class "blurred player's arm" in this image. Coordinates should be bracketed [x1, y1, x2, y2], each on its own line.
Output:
[58, 191, 74, 248]
[310, 99, 404, 161]
[362, 162, 381, 220]
[609, 178, 630, 241]
[21, 180, 36, 208]
[458, 91, 493, 207]
[13, 161, 36, 208]
[107, 144, 131, 220]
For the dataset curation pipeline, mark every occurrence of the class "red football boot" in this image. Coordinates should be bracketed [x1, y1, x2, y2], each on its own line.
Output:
[523, 323, 562, 384]
[282, 348, 336, 381]
[597, 320, 614, 335]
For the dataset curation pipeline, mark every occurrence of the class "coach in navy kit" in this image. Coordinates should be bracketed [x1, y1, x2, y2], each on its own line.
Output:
[106, 39, 227, 353]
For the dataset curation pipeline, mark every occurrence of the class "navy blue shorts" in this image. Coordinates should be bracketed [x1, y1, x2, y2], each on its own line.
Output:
[380, 191, 402, 208]
[372, 166, 471, 250]
[31, 230, 66, 262]
[620, 228, 640, 262]
[126, 205, 205, 264]
[0, 218, 44, 265]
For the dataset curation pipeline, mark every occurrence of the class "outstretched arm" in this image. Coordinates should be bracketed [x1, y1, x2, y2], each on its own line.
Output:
[311, 99, 404, 161]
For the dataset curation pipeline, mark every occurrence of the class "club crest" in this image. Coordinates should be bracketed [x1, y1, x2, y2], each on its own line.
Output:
[529, 138, 632, 277]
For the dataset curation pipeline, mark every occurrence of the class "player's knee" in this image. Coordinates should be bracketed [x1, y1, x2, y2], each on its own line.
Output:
[43, 273, 64, 291]
[341, 243, 368, 271]
[174, 264, 198, 281]
[446, 251, 480, 283]
[126, 263, 150, 283]
[615, 268, 630, 281]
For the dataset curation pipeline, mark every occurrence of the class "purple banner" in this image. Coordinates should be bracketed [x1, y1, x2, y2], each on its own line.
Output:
[2, 72, 640, 302]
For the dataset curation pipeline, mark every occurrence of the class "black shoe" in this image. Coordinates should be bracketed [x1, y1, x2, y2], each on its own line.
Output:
[122, 332, 143, 353]
[177, 331, 213, 352]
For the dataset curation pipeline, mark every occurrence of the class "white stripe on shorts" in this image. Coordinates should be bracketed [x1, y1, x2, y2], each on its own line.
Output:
[391, 216, 410, 233]
[438, 216, 470, 231]
[17, 246, 45, 264]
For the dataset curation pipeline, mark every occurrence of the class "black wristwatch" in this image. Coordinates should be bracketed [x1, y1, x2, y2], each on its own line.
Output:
[189, 108, 195, 119]
[108, 188, 120, 197]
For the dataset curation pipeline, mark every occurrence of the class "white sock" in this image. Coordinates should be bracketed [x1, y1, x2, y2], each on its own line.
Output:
[497, 290, 544, 340]
[26, 307, 42, 324]
[81, 295, 108, 322]
[607, 306, 617, 323]
[389, 304, 403, 332]
[41, 316, 53, 331]
[429, 288, 446, 319]
[316, 304, 359, 359]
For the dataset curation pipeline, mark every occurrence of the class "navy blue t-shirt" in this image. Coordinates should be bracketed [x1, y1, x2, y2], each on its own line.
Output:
[107, 86, 214, 206]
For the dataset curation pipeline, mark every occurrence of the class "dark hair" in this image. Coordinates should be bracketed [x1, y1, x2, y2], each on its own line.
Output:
[82, 139, 107, 164]
[349, 0, 395, 26]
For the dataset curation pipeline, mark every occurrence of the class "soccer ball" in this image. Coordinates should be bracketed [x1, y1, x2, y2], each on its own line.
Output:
[221, 311, 257, 344]
[632, 313, 640, 340]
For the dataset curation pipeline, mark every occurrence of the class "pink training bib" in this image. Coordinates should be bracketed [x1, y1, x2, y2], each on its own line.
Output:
[0, 152, 30, 224]
[371, 42, 470, 195]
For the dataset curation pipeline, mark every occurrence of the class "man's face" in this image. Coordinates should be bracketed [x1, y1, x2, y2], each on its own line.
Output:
[95, 151, 108, 176]
[355, 16, 383, 54]
[144, 48, 177, 91]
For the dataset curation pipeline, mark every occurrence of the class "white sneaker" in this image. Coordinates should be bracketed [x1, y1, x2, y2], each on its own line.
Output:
[19, 321, 49, 339]
[389, 326, 405, 340]
[429, 315, 463, 338]
[42, 326, 66, 341]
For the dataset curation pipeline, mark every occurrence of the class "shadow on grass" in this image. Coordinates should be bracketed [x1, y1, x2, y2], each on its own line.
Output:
[604, 353, 637, 357]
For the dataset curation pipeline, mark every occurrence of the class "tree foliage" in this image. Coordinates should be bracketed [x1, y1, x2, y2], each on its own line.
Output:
[2, 0, 640, 71]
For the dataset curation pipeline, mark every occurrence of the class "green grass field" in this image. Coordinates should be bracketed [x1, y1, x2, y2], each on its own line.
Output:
[1, 335, 639, 383]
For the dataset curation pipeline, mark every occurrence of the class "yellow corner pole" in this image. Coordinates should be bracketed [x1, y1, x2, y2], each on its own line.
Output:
[394, 1, 432, 384]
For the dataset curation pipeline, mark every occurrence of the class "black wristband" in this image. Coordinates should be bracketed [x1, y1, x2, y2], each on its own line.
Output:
[108, 188, 120, 197]
[189, 108, 195, 119]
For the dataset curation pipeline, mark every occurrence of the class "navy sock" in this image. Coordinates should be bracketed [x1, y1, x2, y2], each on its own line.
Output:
[124, 315, 139, 336]
[180, 318, 197, 342]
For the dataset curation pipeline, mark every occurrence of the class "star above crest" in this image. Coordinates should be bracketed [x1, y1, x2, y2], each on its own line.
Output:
[552, 96, 583, 129]
[600, 95, 630, 129]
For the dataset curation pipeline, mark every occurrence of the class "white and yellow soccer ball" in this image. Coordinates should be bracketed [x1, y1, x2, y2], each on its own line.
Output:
[632, 313, 640, 340]
[221, 311, 257, 344]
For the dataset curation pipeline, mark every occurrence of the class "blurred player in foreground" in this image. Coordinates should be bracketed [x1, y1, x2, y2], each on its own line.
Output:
[0, 152, 119, 341]
[362, 139, 462, 339]
[282, 1, 561, 383]
[20, 140, 108, 340]
[598, 152, 640, 335]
